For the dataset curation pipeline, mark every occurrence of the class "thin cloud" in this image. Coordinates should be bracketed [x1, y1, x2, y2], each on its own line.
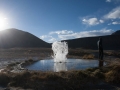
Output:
[106, 0, 120, 3]
[58, 29, 113, 40]
[99, 20, 104, 23]
[82, 17, 104, 26]
[82, 18, 99, 26]
[81, 6, 120, 26]
[112, 21, 120, 24]
[108, 21, 120, 25]
[40, 29, 114, 42]
[40, 35, 48, 39]
[49, 30, 73, 35]
[48, 37, 57, 42]
[106, 0, 111, 2]
[104, 6, 120, 19]
[40, 35, 57, 43]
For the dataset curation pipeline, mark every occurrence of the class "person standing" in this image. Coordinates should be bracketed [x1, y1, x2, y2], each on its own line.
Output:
[97, 38, 103, 60]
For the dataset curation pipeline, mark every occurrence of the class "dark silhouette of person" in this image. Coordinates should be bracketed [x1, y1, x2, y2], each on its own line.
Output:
[99, 60, 103, 67]
[97, 38, 103, 60]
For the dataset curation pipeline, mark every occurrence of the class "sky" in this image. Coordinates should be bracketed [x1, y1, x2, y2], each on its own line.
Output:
[0, 0, 120, 43]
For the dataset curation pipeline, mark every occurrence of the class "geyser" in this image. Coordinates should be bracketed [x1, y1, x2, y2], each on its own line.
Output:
[52, 41, 68, 62]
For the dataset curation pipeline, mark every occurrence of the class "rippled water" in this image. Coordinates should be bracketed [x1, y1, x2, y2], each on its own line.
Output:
[24, 59, 105, 72]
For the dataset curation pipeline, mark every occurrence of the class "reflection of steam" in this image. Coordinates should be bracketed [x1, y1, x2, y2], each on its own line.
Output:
[54, 62, 67, 72]
[52, 41, 68, 62]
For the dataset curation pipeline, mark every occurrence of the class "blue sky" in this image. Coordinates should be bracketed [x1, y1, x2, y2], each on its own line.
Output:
[0, 0, 120, 43]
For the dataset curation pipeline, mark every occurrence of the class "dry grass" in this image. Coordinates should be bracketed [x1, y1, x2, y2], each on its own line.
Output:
[0, 48, 52, 61]
[82, 54, 95, 59]
[7, 71, 93, 89]
[0, 48, 120, 61]
[105, 64, 120, 83]
[0, 63, 119, 89]
[0, 48, 90, 62]
[68, 49, 89, 56]
[104, 50, 120, 58]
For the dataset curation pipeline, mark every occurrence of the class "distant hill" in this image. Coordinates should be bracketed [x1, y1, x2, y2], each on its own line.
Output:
[63, 30, 120, 50]
[111, 30, 120, 35]
[0, 28, 51, 48]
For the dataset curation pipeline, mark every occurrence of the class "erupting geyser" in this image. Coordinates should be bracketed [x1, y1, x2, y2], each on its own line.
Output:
[52, 41, 68, 62]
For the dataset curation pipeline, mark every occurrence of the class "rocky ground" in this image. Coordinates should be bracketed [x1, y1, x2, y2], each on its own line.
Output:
[0, 48, 120, 90]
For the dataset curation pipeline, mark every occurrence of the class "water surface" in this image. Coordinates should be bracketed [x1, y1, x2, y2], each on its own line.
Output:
[24, 59, 105, 72]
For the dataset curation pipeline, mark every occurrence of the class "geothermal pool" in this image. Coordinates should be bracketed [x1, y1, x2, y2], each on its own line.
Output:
[24, 59, 105, 72]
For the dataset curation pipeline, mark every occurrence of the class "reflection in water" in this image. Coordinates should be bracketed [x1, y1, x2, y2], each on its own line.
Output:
[54, 62, 67, 72]
[99, 60, 104, 67]
[24, 59, 106, 72]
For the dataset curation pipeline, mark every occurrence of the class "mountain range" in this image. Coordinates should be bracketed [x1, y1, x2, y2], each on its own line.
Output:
[0, 28, 120, 50]
[63, 30, 120, 50]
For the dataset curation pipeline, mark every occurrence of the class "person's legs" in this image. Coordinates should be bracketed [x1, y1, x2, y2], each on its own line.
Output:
[99, 49, 101, 60]
[99, 48, 103, 60]
[101, 49, 103, 60]
[99, 60, 103, 67]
